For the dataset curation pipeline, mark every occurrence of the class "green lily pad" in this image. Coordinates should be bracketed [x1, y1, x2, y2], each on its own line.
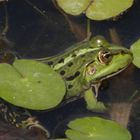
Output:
[56, 0, 91, 15]
[56, 0, 134, 20]
[86, 0, 133, 20]
[0, 59, 66, 110]
[66, 117, 131, 140]
[130, 39, 140, 68]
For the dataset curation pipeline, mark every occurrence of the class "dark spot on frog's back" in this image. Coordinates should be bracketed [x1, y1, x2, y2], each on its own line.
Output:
[68, 62, 73, 67]
[65, 71, 80, 81]
[80, 54, 85, 57]
[47, 61, 53, 66]
[68, 84, 73, 89]
[72, 53, 76, 57]
[58, 58, 64, 63]
[60, 70, 65, 75]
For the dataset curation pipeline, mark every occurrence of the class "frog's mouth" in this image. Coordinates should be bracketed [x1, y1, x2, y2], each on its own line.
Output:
[90, 52, 133, 84]
[99, 63, 130, 82]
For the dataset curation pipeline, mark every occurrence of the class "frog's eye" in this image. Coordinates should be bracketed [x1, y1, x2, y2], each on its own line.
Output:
[98, 50, 112, 64]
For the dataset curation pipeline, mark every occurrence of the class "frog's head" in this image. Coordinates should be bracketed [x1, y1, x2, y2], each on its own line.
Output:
[84, 36, 133, 84]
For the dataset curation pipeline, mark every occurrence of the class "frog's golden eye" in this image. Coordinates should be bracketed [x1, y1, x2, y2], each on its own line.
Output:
[98, 50, 112, 64]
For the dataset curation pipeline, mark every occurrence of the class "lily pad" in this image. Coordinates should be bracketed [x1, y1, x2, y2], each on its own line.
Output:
[66, 117, 131, 140]
[56, 0, 134, 20]
[56, 0, 91, 15]
[130, 39, 140, 68]
[86, 0, 133, 20]
[0, 59, 66, 110]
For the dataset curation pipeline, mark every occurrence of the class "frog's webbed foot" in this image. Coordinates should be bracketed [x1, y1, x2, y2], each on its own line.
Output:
[84, 87, 106, 112]
[22, 117, 50, 138]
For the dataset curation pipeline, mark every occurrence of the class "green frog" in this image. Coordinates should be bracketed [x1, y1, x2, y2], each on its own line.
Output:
[0, 36, 133, 137]
[39, 36, 132, 99]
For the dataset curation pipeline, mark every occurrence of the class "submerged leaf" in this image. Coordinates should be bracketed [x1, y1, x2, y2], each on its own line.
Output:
[130, 39, 140, 68]
[66, 117, 131, 140]
[0, 59, 66, 110]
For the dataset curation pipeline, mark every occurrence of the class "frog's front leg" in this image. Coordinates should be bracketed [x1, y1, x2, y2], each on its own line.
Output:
[83, 88, 106, 112]
[0, 99, 49, 138]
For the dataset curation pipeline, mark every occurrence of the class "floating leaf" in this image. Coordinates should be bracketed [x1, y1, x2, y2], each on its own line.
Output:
[56, 0, 134, 20]
[86, 0, 133, 20]
[56, 0, 91, 15]
[130, 39, 140, 68]
[0, 59, 66, 110]
[66, 117, 131, 140]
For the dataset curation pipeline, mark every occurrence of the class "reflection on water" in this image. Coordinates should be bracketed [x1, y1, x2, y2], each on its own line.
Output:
[0, 0, 140, 139]
[0, 119, 48, 140]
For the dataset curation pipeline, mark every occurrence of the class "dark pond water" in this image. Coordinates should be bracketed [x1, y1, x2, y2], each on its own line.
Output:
[0, 0, 140, 140]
